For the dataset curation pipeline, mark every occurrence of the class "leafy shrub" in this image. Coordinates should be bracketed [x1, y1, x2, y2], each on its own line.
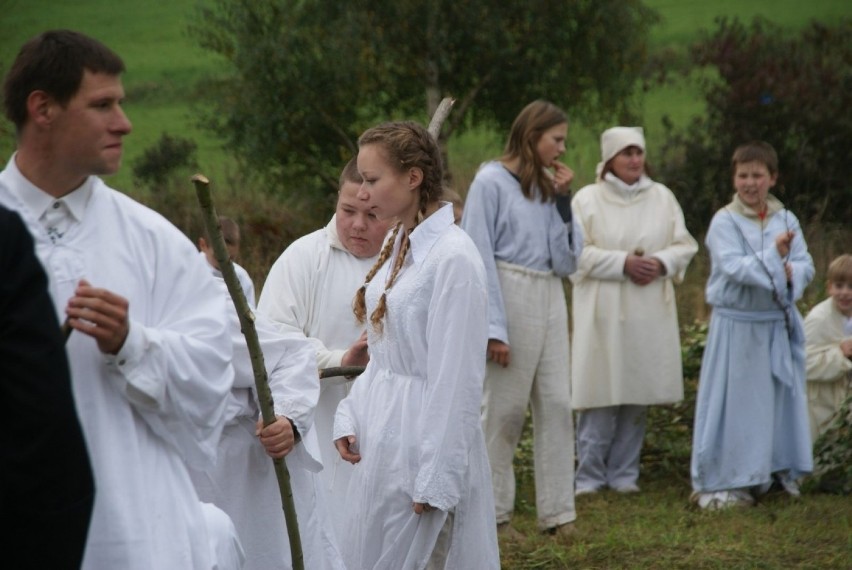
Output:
[132, 133, 198, 190]
[805, 394, 852, 495]
[659, 17, 852, 236]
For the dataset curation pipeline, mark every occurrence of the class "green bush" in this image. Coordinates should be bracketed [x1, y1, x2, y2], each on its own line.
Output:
[805, 394, 852, 495]
[132, 133, 198, 190]
[659, 17, 852, 235]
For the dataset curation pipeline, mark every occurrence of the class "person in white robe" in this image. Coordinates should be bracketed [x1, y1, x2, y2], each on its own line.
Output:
[0, 30, 241, 569]
[334, 121, 499, 569]
[804, 254, 852, 443]
[189, 261, 347, 570]
[690, 141, 814, 510]
[461, 100, 582, 539]
[198, 215, 256, 306]
[570, 126, 698, 495]
[258, 157, 392, 545]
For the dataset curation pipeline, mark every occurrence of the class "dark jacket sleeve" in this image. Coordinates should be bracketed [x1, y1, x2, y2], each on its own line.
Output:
[0, 206, 95, 568]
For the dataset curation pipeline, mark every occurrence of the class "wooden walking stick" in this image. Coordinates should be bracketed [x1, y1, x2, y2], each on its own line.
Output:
[319, 366, 366, 379]
[192, 174, 304, 570]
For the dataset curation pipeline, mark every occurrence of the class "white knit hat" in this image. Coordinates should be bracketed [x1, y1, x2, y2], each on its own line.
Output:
[596, 126, 646, 179]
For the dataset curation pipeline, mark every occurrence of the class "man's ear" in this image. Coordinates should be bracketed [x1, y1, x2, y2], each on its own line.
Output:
[408, 167, 423, 190]
[27, 90, 57, 128]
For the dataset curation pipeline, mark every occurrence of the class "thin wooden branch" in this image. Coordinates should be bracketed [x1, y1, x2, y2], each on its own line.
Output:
[427, 97, 455, 140]
[192, 173, 304, 570]
[318, 366, 366, 379]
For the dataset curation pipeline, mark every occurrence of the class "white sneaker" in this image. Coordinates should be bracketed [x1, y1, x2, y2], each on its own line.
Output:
[694, 489, 754, 510]
[575, 486, 602, 497]
[613, 483, 640, 494]
[774, 471, 801, 498]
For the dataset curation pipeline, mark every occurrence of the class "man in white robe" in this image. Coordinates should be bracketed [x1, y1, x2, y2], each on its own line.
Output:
[257, 157, 392, 543]
[0, 30, 241, 569]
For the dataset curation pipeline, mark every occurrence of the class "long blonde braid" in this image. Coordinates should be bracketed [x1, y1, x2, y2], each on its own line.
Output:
[352, 223, 401, 327]
[369, 226, 412, 333]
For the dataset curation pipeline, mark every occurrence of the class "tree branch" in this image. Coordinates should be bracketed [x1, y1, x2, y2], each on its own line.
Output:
[428, 97, 455, 140]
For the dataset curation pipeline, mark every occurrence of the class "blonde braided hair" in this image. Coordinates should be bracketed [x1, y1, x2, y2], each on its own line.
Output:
[351, 121, 444, 334]
[352, 223, 399, 330]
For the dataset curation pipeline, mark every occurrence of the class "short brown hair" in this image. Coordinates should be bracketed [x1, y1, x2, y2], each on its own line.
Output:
[827, 254, 852, 285]
[731, 141, 779, 176]
[3, 30, 125, 130]
[338, 156, 363, 191]
[203, 216, 240, 247]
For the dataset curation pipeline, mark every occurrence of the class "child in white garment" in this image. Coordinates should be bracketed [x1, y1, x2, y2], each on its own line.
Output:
[690, 141, 815, 510]
[804, 254, 852, 443]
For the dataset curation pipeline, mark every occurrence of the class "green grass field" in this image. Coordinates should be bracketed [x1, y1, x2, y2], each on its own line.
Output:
[0, 0, 227, 190]
[1, 4, 850, 567]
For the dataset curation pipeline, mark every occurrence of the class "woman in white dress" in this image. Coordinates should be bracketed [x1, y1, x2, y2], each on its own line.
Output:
[333, 121, 500, 570]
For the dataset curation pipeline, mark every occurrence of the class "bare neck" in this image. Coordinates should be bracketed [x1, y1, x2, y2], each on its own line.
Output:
[15, 146, 87, 199]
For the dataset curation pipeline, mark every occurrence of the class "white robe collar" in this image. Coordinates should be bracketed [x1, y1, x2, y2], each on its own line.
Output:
[5, 153, 94, 224]
[603, 172, 654, 196]
[406, 202, 455, 266]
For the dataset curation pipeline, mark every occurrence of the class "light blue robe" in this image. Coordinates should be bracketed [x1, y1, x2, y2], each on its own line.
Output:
[691, 201, 814, 492]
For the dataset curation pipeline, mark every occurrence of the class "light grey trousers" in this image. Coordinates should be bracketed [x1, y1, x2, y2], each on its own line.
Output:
[575, 405, 647, 491]
[481, 262, 576, 529]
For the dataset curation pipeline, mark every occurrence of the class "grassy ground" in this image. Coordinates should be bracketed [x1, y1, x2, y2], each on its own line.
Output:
[501, 370, 852, 569]
[502, 477, 851, 569]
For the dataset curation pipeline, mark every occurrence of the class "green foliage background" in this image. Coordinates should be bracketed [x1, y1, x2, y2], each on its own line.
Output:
[188, 0, 659, 195]
[1, 0, 849, 198]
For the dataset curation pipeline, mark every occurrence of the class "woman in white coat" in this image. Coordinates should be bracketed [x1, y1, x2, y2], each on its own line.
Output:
[570, 127, 698, 494]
